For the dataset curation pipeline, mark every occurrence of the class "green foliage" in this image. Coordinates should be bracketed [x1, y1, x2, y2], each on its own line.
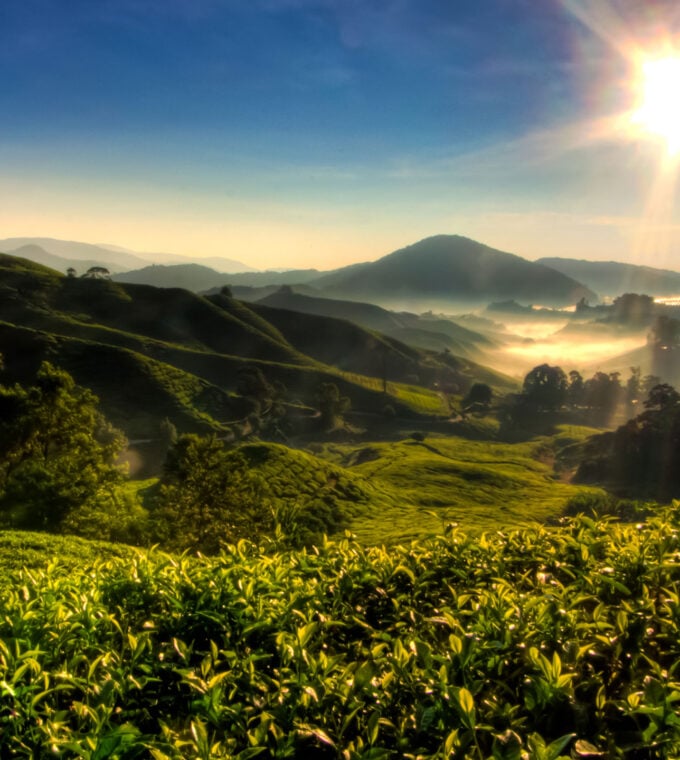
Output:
[317, 434, 605, 543]
[0, 362, 126, 531]
[2, 512, 680, 756]
[522, 364, 568, 411]
[316, 382, 350, 430]
[152, 435, 272, 553]
[463, 382, 492, 409]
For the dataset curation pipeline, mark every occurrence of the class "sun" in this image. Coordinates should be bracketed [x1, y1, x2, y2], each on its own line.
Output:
[631, 56, 680, 155]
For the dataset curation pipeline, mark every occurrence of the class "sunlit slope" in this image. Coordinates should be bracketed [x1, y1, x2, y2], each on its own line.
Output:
[0, 254, 517, 433]
[0, 253, 310, 365]
[311, 234, 596, 306]
[314, 434, 603, 542]
[0, 323, 241, 436]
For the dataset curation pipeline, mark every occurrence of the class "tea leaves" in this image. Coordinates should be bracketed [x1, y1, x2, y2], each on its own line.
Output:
[1, 512, 680, 756]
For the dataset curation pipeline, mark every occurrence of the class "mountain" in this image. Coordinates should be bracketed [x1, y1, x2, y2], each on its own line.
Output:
[248, 299, 513, 391]
[536, 257, 680, 298]
[310, 235, 596, 307]
[0, 237, 151, 270]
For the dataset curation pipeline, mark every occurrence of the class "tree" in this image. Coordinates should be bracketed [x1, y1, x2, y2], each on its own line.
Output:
[522, 364, 567, 411]
[649, 315, 680, 349]
[611, 293, 654, 325]
[66, 267, 77, 278]
[584, 371, 622, 420]
[463, 382, 492, 409]
[153, 435, 271, 552]
[81, 266, 111, 280]
[567, 370, 586, 408]
[0, 363, 126, 530]
[316, 383, 350, 430]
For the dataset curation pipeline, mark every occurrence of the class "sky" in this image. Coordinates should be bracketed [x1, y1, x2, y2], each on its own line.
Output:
[3, 0, 680, 270]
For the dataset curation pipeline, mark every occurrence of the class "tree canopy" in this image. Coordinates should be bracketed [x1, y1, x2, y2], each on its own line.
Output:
[0, 362, 126, 530]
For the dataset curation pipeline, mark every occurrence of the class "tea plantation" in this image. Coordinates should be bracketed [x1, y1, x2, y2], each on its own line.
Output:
[1, 511, 680, 758]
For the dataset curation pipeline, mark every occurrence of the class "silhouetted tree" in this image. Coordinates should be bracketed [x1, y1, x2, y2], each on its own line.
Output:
[522, 364, 567, 411]
[81, 266, 111, 280]
[611, 293, 654, 325]
[463, 382, 492, 409]
[567, 370, 586, 408]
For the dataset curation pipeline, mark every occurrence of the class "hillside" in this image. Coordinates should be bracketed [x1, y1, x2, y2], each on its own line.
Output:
[116, 265, 324, 290]
[114, 263, 242, 291]
[256, 287, 497, 357]
[1, 254, 516, 438]
[4, 244, 129, 275]
[311, 234, 596, 306]
[537, 256, 680, 297]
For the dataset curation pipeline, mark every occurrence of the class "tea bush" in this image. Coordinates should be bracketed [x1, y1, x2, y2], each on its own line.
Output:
[1, 511, 680, 757]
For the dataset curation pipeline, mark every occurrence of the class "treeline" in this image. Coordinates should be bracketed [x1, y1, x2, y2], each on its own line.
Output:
[578, 382, 680, 499]
[0, 361, 350, 551]
[502, 363, 659, 428]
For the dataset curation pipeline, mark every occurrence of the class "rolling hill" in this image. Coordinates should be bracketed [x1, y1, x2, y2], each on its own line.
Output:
[255, 286, 497, 357]
[113, 263, 243, 292]
[0, 253, 515, 437]
[537, 256, 680, 298]
[311, 234, 596, 306]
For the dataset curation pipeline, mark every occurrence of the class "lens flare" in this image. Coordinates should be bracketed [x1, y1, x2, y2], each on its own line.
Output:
[632, 57, 680, 156]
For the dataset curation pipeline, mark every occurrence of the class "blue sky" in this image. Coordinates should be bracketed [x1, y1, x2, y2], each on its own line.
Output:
[2, 0, 680, 268]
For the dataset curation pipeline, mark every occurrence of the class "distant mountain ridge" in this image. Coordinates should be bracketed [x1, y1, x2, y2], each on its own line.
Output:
[4, 233, 598, 306]
[3, 244, 128, 275]
[0, 237, 252, 274]
[312, 235, 596, 307]
[536, 257, 680, 298]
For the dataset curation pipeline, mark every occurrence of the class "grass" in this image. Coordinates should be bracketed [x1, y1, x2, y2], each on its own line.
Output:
[313, 431, 605, 542]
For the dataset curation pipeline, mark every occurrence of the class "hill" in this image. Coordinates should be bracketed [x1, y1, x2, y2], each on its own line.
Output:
[113, 263, 242, 291]
[4, 244, 131, 275]
[311, 234, 596, 307]
[256, 287, 498, 357]
[114, 264, 325, 291]
[537, 256, 680, 297]
[0, 254, 514, 438]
